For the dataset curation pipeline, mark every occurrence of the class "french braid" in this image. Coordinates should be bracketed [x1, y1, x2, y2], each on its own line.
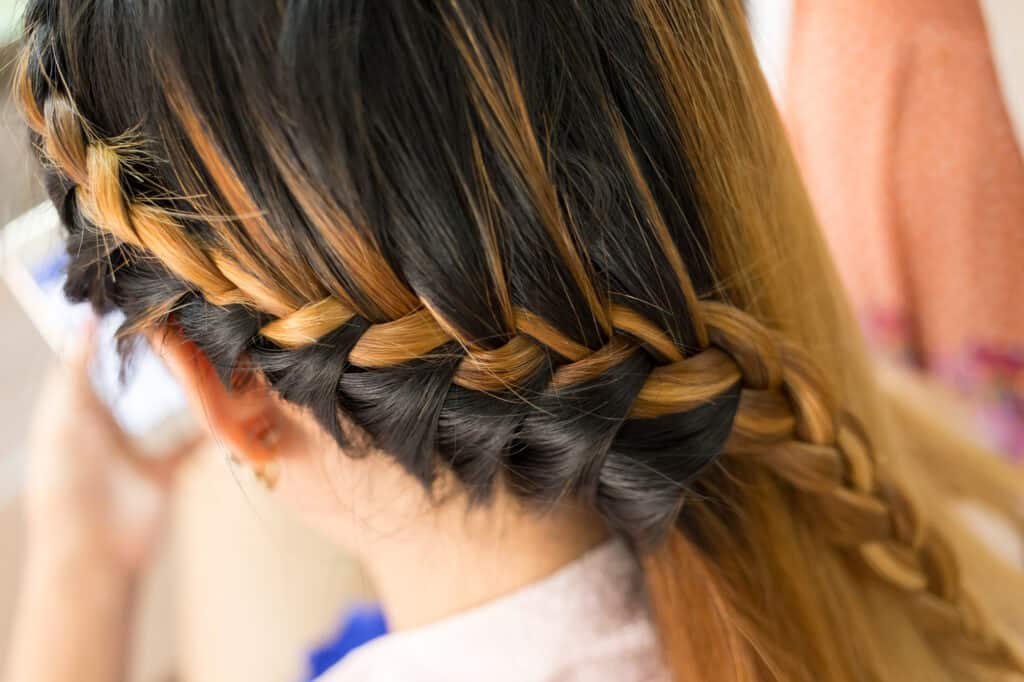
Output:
[17, 1, 1024, 679]
[21, 86, 1024, 675]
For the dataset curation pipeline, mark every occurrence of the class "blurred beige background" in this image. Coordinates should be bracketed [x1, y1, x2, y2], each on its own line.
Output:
[1, 2, 1023, 680]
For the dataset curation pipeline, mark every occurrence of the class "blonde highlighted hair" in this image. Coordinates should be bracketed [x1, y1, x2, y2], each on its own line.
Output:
[17, 0, 1024, 679]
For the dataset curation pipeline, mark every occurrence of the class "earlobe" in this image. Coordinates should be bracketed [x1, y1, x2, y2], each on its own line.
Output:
[150, 324, 282, 472]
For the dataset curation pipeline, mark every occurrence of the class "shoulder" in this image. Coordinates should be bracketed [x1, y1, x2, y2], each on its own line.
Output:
[315, 540, 670, 682]
[318, 623, 667, 682]
[325, 653, 669, 682]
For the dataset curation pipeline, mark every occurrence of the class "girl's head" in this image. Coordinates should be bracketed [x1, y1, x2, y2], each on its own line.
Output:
[17, 1, 1024, 680]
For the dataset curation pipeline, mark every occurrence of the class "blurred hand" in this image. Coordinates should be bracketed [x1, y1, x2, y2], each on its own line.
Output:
[24, 321, 199, 579]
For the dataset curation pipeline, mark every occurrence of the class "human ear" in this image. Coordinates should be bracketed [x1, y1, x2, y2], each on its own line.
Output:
[150, 325, 282, 466]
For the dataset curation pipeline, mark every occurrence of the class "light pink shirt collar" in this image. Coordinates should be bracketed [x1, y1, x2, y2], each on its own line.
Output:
[318, 539, 669, 682]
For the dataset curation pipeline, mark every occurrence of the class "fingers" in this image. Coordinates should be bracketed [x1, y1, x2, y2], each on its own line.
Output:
[27, 315, 129, 493]
[64, 315, 99, 376]
[55, 317, 146, 462]
[48, 316, 106, 415]
[38, 315, 100, 412]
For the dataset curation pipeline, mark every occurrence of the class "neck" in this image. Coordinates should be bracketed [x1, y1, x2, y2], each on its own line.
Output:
[357, 486, 609, 631]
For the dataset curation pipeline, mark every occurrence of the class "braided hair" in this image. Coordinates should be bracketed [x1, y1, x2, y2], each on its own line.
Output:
[17, 0, 1024, 680]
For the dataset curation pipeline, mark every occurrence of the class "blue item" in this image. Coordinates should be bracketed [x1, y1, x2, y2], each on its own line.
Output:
[31, 248, 68, 287]
[304, 604, 389, 681]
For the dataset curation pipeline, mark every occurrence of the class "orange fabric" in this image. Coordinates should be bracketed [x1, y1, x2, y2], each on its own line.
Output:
[784, 0, 1024, 457]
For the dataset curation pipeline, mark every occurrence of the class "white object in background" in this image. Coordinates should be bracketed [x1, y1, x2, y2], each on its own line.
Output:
[0, 0, 22, 44]
[747, 0, 794, 99]
[979, 0, 1024, 153]
[2, 202, 196, 451]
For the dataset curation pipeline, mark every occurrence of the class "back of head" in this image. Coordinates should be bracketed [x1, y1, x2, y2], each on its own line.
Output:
[16, 1, 1024, 679]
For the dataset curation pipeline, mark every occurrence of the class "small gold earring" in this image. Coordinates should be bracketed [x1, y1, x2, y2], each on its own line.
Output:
[253, 458, 281, 490]
[251, 423, 281, 490]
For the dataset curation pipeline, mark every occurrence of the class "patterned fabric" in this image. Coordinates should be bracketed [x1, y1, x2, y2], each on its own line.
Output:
[784, 0, 1024, 459]
[314, 539, 668, 682]
[935, 340, 1024, 456]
